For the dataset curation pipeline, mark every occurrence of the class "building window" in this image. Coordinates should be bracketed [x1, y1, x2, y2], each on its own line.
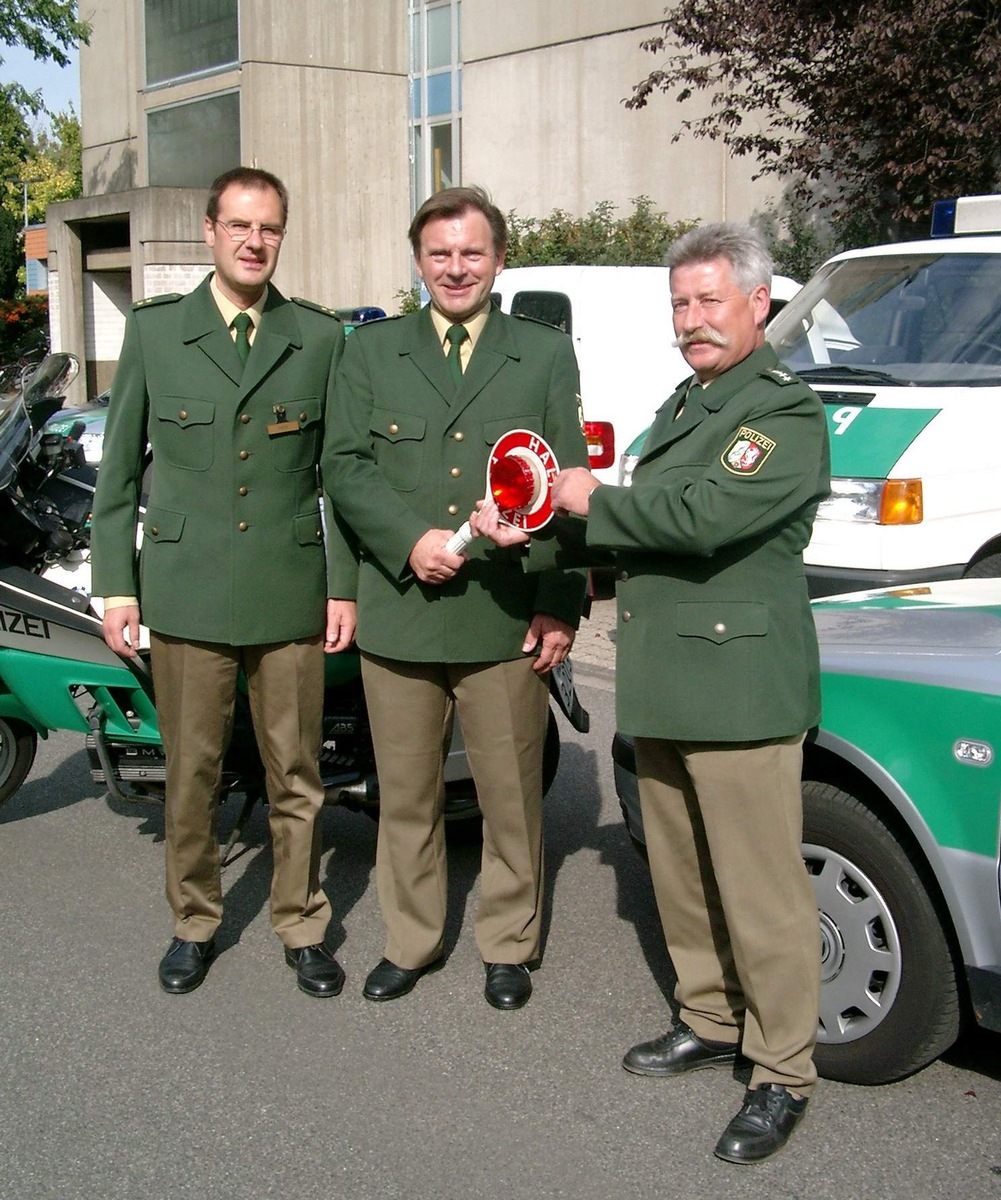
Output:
[409, 0, 461, 206]
[145, 0, 239, 87]
[148, 91, 240, 187]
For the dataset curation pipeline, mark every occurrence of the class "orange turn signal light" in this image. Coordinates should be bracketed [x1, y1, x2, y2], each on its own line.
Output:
[879, 479, 923, 525]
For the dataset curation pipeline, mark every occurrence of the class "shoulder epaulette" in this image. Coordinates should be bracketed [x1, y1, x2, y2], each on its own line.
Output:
[762, 365, 799, 386]
[291, 297, 339, 318]
[132, 293, 182, 311]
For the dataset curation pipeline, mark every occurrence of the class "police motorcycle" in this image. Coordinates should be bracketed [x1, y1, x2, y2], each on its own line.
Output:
[0, 356, 590, 850]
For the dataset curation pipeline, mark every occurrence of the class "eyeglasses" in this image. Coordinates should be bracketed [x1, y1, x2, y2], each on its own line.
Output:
[213, 219, 286, 246]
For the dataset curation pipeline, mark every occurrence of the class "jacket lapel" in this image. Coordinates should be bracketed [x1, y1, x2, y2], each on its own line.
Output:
[402, 307, 453, 401]
[449, 308, 515, 421]
[239, 287, 300, 398]
[181, 276, 244, 386]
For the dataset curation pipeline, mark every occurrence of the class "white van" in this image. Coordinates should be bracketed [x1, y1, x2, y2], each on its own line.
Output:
[491, 265, 799, 483]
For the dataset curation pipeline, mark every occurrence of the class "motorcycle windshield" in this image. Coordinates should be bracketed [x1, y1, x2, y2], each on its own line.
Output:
[0, 393, 32, 492]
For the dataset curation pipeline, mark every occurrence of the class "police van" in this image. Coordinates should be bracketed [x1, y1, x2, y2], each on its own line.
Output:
[490, 265, 799, 484]
[767, 195, 1001, 595]
[619, 196, 1001, 595]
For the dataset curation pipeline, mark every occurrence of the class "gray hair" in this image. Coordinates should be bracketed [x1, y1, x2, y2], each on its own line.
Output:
[666, 222, 773, 294]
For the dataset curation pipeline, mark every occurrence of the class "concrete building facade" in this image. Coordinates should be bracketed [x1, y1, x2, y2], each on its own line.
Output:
[47, 0, 779, 403]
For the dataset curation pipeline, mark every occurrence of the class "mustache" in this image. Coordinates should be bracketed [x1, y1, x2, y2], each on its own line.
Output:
[673, 326, 730, 349]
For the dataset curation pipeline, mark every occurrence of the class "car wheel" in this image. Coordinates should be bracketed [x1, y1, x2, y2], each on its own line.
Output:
[803, 781, 960, 1084]
[963, 550, 1001, 579]
[0, 717, 37, 805]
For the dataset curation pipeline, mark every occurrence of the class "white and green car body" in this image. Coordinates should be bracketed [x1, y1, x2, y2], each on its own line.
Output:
[612, 578, 1001, 1084]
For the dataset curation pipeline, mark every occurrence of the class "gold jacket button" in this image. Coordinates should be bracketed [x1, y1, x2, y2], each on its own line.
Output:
[714, 622, 727, 634]
[299, 412, 307, 422]
[178, 410, 187, 420]
[388, 423, 399, 435]
[448, 504, 459, 516]
[622, 610, 632, 622]
[150, 525, 159, 535]
[450, 467, 461, 478]
[238, 521, 249, 532]
[619, 570, 629, 582]
[239, 450, 249, 460]
[240, 413, 250, 424]
[453, 431, 464, 441]
[315, 529, 322, 539]
[239, 486, 248, 496]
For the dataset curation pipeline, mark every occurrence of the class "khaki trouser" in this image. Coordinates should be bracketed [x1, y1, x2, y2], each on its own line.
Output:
[361, 652, 550, 969]
[635, 734, 820, 1098]
[151, 632, 331, 948]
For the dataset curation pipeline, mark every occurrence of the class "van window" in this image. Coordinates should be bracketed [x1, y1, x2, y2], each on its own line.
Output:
[511, 291, 573, 334]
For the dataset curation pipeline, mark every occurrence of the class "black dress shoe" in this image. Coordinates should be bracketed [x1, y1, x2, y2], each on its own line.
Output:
[158, 937, 215, 994]
[484, 962, 532, 1010]
[363, 957, 430, 1002]
[285, 944, 345, 998]
[622, 1023, 739, 1076]
[714, 1083, 809, 1164]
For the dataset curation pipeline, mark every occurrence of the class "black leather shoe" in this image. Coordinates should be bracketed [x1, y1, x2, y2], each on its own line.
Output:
[363, 957, 430, 1002]
[622, 1023, 739, 1076]
[158, 937, 215, 994]
[484, 962, 532, 1010]
[285, 944, 345, 998]
[714, 1083, 809, 1164]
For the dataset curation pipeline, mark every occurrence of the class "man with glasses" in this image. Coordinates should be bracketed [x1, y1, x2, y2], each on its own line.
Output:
[92, 167, 357, 998]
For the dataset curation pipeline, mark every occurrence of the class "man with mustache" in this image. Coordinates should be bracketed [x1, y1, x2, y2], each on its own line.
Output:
[472, 223, 829, 1163]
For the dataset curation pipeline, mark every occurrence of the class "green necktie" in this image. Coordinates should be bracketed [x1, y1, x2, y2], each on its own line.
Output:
[445, 323, 468, 386]
[232, 311, 253, 368]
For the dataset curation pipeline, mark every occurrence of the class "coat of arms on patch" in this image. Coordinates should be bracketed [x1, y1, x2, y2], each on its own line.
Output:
[721, 426, 775, 475]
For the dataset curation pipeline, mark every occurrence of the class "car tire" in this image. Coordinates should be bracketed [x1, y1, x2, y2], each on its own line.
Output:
[963, 550, 1001, 579]
[803, 780, 960, 1084]
[0, 717, 37, 805]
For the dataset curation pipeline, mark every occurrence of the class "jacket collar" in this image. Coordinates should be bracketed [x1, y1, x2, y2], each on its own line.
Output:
[181, 274, 300, 394]
[641, 343, 781, 462]
[401, 304, 518, 420]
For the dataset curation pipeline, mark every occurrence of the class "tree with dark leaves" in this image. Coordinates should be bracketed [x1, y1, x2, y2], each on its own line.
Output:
[627, 1, 1001, 240]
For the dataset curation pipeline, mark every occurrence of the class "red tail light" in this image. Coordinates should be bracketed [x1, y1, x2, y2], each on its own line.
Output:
[584, 420, 614, 470]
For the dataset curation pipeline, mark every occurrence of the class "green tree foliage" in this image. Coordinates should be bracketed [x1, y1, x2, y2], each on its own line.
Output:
[505, 197, 696, 267]
[0, 205, 20, 298]
[21, 106, 82, 221]
[627, 1, 1001, 240]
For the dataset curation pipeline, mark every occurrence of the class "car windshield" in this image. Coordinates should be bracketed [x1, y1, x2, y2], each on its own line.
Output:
[767, 252, 1001, 386]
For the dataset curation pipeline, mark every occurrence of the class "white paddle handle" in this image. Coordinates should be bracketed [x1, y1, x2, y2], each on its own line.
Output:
[444, 520, 474, 555]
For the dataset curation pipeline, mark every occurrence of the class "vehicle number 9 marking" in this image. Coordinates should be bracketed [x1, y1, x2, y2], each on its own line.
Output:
[831, 406, 863, 436]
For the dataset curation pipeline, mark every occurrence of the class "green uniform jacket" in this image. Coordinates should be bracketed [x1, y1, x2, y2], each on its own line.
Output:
[91, 275, 357, 645]
[541, 344, 830, 741]
[322, 305, 587, 663]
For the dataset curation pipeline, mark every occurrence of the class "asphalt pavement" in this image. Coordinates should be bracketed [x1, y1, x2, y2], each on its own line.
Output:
[1, 654, 999, 1199]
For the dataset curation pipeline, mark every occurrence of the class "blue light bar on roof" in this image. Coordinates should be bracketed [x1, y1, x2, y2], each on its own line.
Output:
[930, 195, 1001, 237]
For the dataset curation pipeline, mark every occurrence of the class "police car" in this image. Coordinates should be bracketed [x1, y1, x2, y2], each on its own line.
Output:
[620, 196, 1001, 596]
[613, 578, 1001, 1084]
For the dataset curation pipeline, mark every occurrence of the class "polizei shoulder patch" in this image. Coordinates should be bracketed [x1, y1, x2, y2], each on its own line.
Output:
[721, 426, 776, 476]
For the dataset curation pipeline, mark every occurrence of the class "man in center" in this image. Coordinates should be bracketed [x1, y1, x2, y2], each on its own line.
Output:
[323, 186, 587, 1009]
